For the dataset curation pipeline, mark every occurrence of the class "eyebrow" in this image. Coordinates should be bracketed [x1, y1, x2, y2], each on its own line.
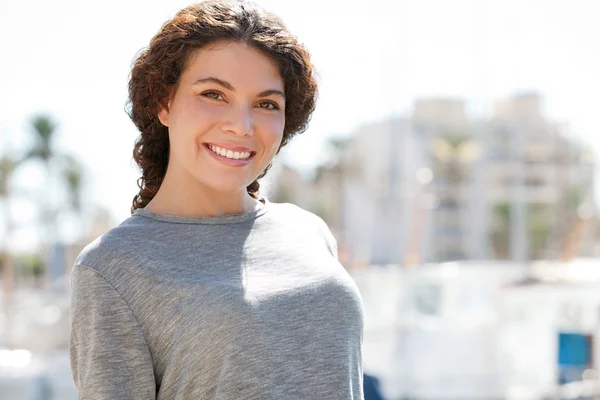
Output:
[191, 76, 286, 100]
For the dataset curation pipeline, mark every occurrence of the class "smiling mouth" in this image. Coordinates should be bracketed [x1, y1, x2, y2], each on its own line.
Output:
[203, 143, 256, 160]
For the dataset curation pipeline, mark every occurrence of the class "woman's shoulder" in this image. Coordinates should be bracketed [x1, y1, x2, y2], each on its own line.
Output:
[72, 215, 151, 276]
[266, 201, 337, 256]
[266, 201, 333, 236]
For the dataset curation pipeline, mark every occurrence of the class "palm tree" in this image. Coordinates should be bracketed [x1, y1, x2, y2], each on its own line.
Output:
[58, 154, 87, 252]
[23, 115, 60, 285]
[1, 153, 19, 306]
[2, 115, 86, 312]
[26, 116, 57, 166]
[62, 154, 84, 213]
[25, 116, 90, 281]
[26, 116, 89, 231]
[431, 135, 480, 181]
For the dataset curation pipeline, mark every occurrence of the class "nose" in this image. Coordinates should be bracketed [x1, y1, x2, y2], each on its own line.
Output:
[221, 104, 254, 137]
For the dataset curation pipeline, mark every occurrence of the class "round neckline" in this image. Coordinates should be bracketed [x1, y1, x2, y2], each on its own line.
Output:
[133, 198, 270, 225]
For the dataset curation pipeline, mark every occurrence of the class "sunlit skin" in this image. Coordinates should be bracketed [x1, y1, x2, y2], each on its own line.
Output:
[146, 40, 286, 217]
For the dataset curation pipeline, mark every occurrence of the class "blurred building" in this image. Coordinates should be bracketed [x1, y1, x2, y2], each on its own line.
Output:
[486, 93, 597, 261]
[272, 117, 429, 267]
[271, 93, 597, 266]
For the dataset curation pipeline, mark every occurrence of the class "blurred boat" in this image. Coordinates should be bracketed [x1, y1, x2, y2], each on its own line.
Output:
[352, 258, 600, 400]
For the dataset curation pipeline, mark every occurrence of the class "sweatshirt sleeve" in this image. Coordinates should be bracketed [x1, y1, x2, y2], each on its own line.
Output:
[69, 264, 156, 400]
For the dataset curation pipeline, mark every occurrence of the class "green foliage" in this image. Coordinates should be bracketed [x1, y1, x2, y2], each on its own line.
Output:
[327, 137, 351, 152]
[17, 253, 45, 278]
[567, 186, 583, 211]
[309, 197, 329, 223]
[61, 154, 84, 211]
[272, 184, 294, 204]
[528, 204, 553, 258]
[441, 134, 469, 149]
[490, 202, 511, 258]
[490, 202, 553, 259]
[27, 115, 58, 163]
[30, 115, 57, 144]
[0, 156, 18, 196]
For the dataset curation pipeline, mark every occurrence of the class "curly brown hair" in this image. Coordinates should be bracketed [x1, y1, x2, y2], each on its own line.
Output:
[127, 0, 318, 214]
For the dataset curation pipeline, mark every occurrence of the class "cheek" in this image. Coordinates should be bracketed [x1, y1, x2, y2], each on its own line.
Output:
[260, 117, 285, 152]
[172, 103, 219, 143]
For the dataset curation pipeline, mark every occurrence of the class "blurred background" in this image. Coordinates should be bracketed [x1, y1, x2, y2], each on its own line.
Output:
[1, 0, 599, 399]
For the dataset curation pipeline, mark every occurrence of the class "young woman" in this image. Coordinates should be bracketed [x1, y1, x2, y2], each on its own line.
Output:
[69, 1, 365, 398]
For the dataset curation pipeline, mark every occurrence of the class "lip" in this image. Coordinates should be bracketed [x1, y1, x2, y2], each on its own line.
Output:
[203, 143, 255, 167]
[204, 142, 254, 153]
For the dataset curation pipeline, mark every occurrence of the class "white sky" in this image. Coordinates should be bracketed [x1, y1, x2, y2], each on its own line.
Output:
[1, 0, 599, 243]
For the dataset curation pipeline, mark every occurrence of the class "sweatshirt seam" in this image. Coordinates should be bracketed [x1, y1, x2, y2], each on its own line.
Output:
[132, 208, 269, 225]
[75, 264, 155, 369]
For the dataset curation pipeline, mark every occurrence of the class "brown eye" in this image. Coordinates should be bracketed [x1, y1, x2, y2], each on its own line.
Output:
[259, 101, 279, 110]
[202, 91, 224, 100]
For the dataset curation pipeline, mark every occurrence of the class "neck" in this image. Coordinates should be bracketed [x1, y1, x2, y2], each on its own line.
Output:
[145, 166, 261, 218]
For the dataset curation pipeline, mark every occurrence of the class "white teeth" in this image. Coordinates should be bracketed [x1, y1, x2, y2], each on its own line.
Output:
[208, 145, 252, 160]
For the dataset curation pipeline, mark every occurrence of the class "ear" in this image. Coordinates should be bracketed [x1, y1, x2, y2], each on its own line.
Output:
[157, 103, 170, 127]
[157, 89, 175, 127]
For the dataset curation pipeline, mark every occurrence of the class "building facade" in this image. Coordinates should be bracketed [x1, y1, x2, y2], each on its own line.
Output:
[271, 93, 597, 266]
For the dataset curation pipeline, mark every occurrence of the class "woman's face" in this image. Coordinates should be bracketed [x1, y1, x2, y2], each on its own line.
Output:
[158, 40, 286, 196]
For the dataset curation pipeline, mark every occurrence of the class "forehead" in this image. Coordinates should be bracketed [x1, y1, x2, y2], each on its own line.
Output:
[182, 41, 284, 90]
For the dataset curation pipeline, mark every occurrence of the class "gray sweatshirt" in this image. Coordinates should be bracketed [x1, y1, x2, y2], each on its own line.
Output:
[69, 199, 364, 399]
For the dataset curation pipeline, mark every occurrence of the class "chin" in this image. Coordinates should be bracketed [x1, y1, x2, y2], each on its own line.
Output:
[200, 177, 252, 194]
